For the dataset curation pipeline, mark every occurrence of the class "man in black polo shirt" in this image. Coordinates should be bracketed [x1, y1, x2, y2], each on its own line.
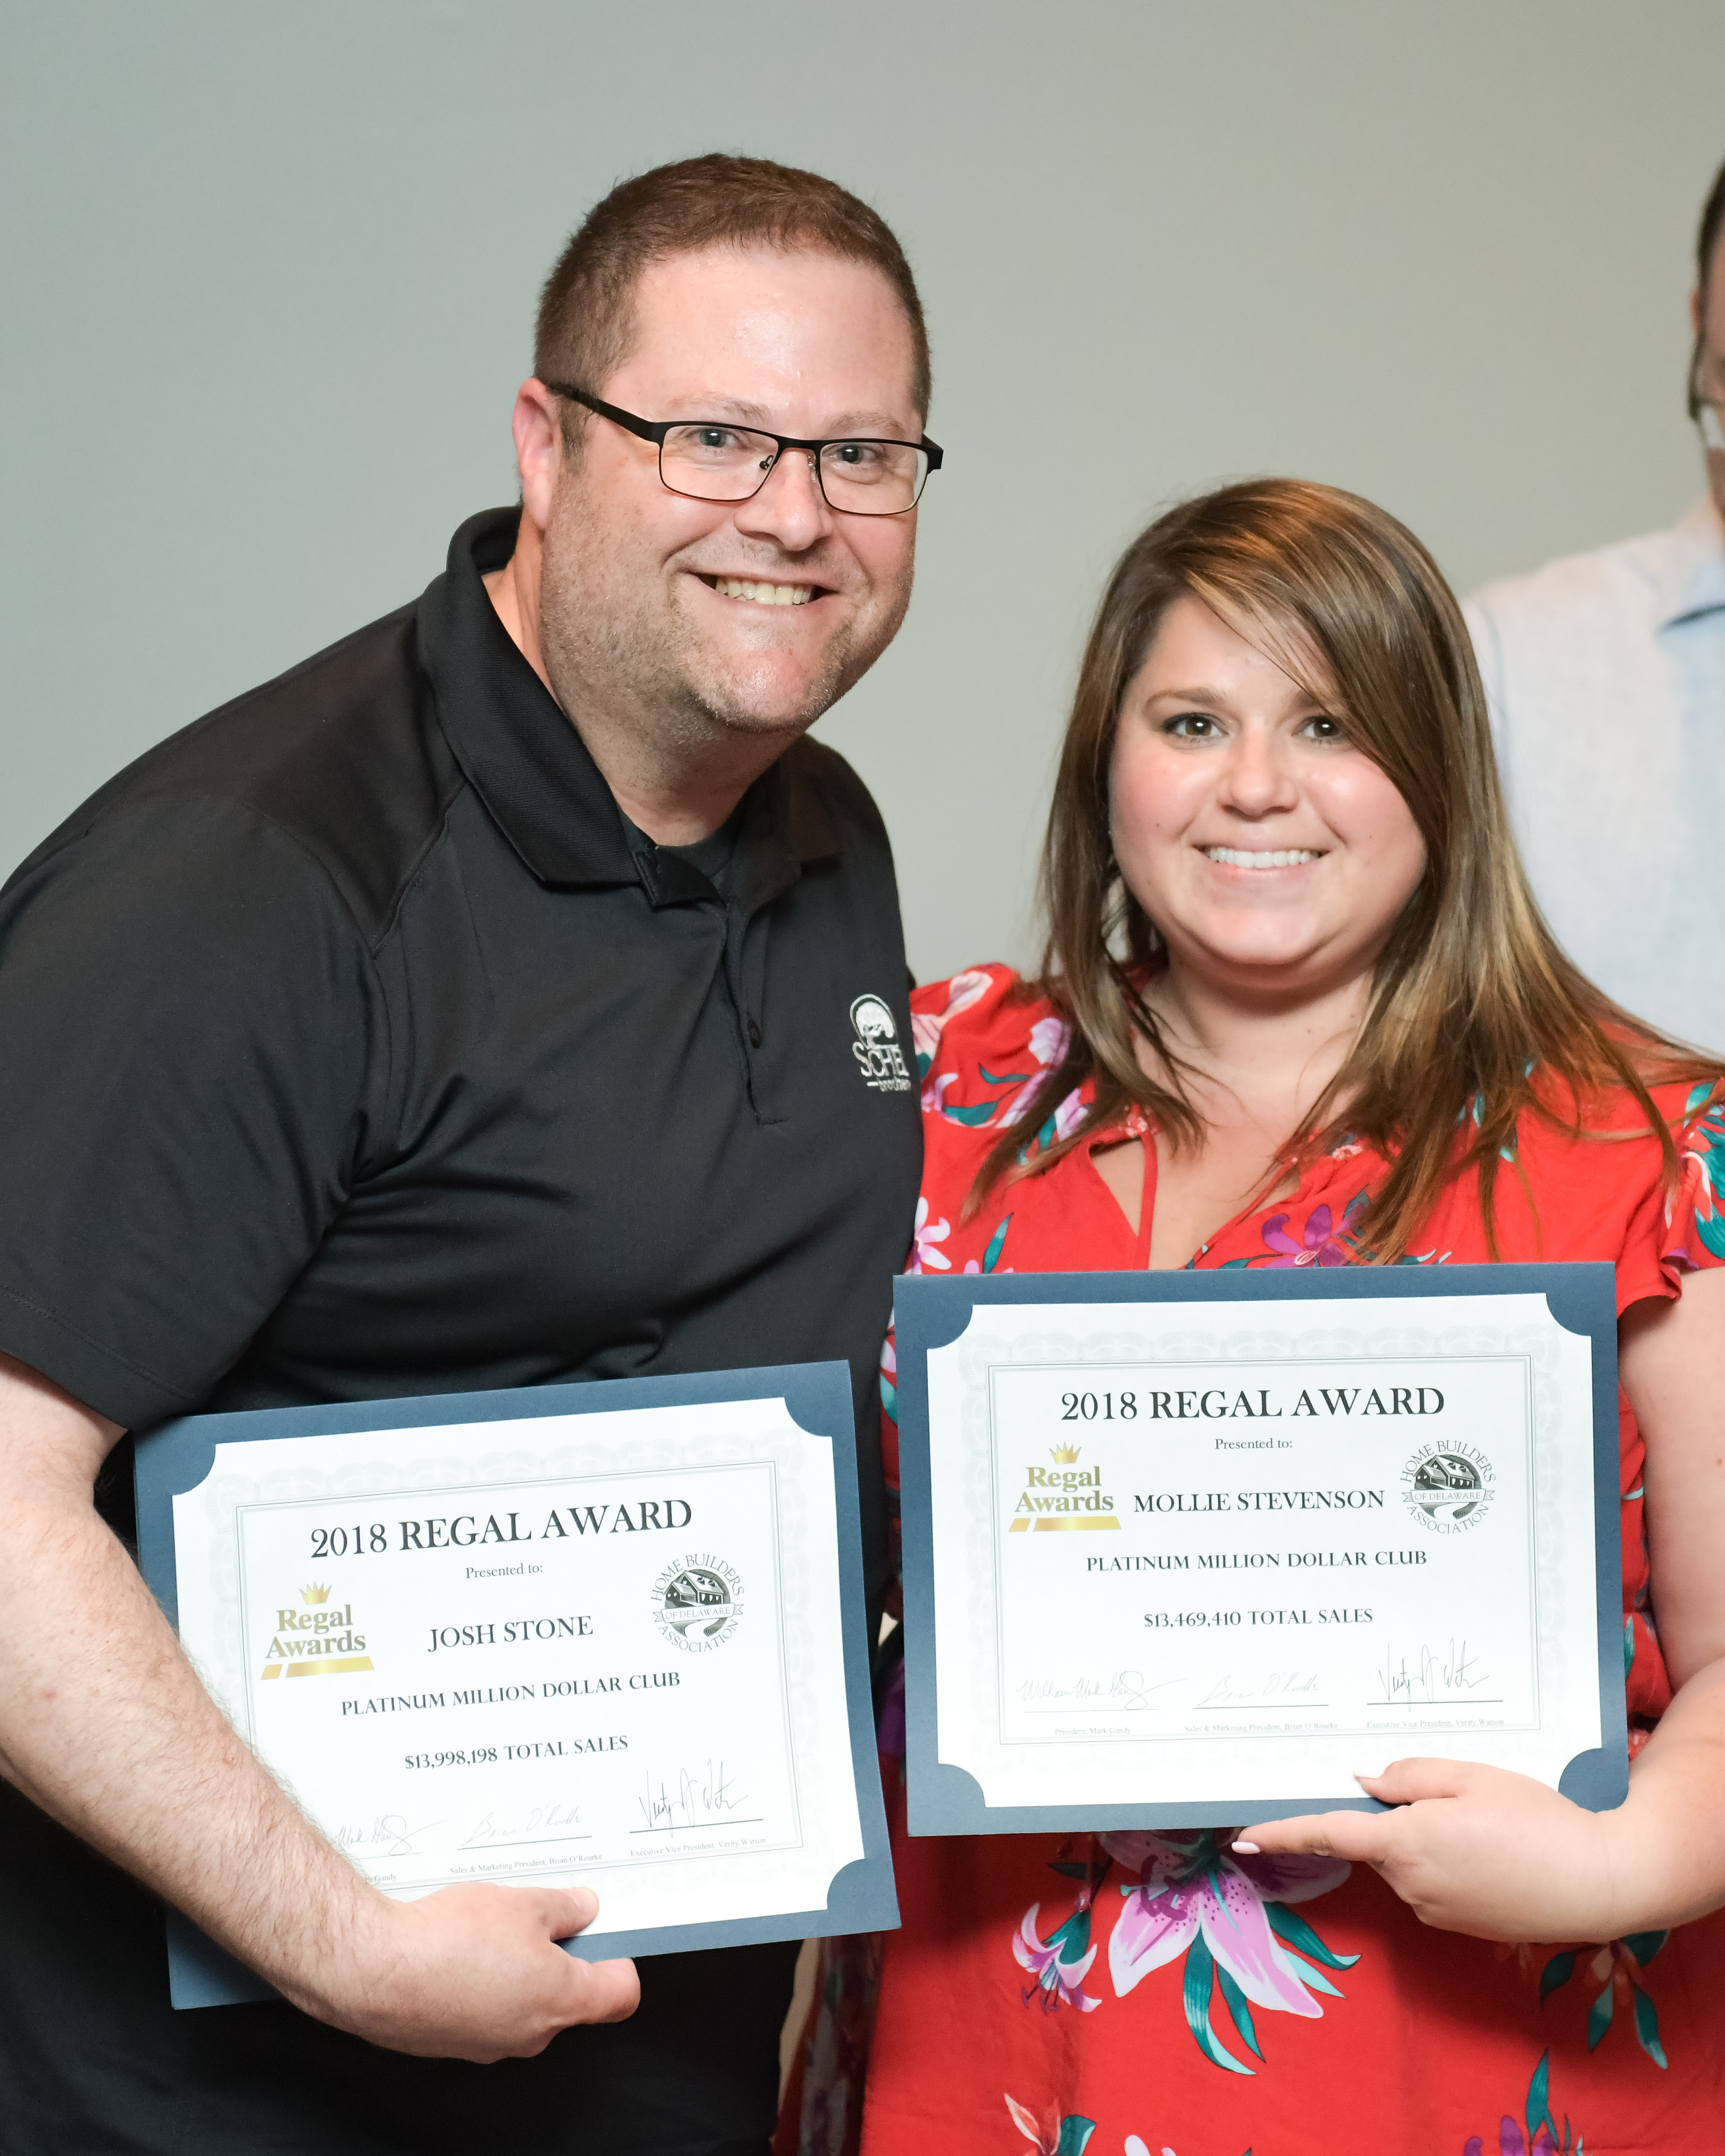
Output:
[0, 155, 930, 2155]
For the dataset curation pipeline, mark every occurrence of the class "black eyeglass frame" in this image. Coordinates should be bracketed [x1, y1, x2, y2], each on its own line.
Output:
[543, 382, 943, 514]
[1688, 335, 1725, 449]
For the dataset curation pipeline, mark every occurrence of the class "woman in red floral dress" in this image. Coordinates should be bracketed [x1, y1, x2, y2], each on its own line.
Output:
[856, 481, 1725, 2156]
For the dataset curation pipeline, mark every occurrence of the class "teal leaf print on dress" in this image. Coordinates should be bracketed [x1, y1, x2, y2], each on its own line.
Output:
[1261, 1900, 1359, 1973]
[1632, 1981, 1668, 2067]
[1585, 1976, 1614, 2050]
[1214, 1962, 1263, 2060]
[1182, 1931, 1253, 2075]
[1677, 1081, 1725, 1260]
[935, 1098, 1004, 1128]
[1461, 2049, 1582, 2154]
[964, 1212, 1013, 1276]
[1524, 2050, 1553, 2143]
[1541, 1935, 1669, 2067]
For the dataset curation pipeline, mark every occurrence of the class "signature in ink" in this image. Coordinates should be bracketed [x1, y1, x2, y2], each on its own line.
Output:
[635, 1761, 749, 1832]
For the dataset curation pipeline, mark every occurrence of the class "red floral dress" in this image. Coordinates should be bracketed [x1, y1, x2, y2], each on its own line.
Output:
[862, 965, 1725, 2156]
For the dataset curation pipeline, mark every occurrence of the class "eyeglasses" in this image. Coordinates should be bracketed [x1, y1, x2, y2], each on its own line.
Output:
[1687, 342, 1725, 450]
[543, 383, 942, 515]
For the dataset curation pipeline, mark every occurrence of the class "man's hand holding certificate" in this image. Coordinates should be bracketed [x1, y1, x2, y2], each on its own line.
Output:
[896, 1267, 1627, 1835]
[137, 1364, 897, 2007]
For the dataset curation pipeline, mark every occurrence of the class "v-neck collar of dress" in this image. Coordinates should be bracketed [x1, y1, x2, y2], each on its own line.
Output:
[1079, 1099, 1367, 1271]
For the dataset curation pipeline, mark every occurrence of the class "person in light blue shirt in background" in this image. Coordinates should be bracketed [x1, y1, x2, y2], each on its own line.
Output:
[1465, 155, 1725, 1050]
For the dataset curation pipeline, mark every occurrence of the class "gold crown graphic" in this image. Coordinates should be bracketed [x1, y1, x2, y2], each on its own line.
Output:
[1049, 1444, 1081, 1464]
[301, 1582, 333, 1605]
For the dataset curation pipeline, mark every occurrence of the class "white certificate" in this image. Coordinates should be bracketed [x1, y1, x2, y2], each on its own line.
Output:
[895, 1269, 1626, 1832]
[135, 1364, 895, 2006]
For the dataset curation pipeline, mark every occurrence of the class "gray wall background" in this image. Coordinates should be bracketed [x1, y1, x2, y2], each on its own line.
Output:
[5, 0, 1722, 983]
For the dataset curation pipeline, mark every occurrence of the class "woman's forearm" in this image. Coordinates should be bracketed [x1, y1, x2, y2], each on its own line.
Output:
[1600, 1657, 1725, 1933]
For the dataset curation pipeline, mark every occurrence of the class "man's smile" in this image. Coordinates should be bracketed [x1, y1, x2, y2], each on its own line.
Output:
[701, 575, 820, 607]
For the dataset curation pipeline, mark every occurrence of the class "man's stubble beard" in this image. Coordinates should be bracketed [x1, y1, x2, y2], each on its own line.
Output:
[535, 482, 912, 760]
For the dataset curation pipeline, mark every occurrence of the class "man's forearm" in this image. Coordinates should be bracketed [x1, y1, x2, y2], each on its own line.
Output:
[0, 1481, 387, 2019]
[0, 1353, 638, 2059]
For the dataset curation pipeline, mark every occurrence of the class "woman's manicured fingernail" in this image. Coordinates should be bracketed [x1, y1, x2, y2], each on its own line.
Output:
[1353, 1763, 1388, 1781]
[1230, 1839, 1261, 1855]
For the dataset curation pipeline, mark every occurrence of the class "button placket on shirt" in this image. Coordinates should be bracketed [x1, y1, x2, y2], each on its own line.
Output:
[630, 840, 774, 1118]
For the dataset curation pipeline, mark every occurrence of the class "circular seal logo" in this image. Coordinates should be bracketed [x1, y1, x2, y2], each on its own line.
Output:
[652, 1554, 744, 1651]
[1401, 1443, 1494, 1533]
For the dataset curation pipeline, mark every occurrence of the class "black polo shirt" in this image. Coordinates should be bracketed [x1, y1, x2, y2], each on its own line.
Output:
[0, 508, 921, 2156]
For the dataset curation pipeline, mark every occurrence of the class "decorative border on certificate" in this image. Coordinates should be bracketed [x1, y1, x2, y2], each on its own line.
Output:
[895, 1265, 1626, 1836]
[134, 1362, 898, 2009]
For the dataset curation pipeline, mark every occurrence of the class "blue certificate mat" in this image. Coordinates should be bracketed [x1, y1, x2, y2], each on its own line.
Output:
[894, 1265, 1626, 1836]
[135, 1361, 897, 2009]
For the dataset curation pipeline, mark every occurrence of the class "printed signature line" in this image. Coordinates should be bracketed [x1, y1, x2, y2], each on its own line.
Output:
[459, 1833, 594, 1850]
[629, 1818, 766, 1834]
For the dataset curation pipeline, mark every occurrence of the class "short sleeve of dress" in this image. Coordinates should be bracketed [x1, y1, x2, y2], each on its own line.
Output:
[881, 967, 1067, 1570]
[1623, 1078, 1725, 1310]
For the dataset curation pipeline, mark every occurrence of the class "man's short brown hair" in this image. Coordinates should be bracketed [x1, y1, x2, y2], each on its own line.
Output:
[534, 153, 931, 431]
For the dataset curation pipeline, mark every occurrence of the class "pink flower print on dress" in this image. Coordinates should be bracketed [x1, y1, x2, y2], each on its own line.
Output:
[1051, 1087, 1088, 1142]
[1259, 1190, 1369, 1267]
[912, 968, 995, 1098]
[1026, 1014, 1071, 1069]
[1101, 1830, 1356, 2074]
[907, 1196, 951, 1275]
[1002, 2094, 1095, 2155]
[1012, 1848, 1109, 2016]
[1013, 1901, 1103, 2013]
[991, 1015, 1075, 1129]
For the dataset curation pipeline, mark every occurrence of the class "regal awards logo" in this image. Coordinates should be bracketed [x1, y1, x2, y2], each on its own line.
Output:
[652, 1555, 744, 1651]
[849, 993, 912, 1094]
[1401, 1443, 1495, 1533]
[1008, 1444, 1121, 1534]
[261, 1582, 375, 1680]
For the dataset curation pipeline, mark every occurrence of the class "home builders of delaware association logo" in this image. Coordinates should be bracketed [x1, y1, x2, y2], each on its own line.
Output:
[260, 1582, 375, 1680]
[1400, 1443, 1495, 1533]
[1008, 1445, 1120, 1533]
[652, 1554, 745, 1651]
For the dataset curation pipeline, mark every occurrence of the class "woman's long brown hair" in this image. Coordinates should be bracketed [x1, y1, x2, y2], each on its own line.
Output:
[976, 479, 1721, 1260]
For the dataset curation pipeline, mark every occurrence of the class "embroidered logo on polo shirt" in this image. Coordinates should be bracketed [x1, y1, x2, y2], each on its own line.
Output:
[850, 993, 912, 1093]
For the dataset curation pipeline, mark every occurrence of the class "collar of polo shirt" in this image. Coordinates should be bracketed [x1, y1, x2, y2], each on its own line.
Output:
[419, 509, 841, 904]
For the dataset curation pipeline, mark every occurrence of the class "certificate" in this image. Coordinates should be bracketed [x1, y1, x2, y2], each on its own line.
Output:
[894, 1266, 1627, 1834]
[134, 1362, 897, 2009]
